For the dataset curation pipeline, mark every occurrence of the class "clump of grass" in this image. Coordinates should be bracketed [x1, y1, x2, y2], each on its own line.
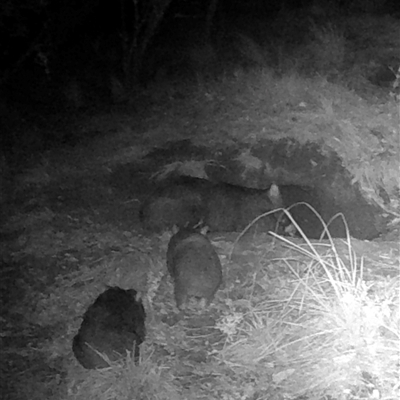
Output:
[67, 346, 183, 400]
[216, 208, 399, 400]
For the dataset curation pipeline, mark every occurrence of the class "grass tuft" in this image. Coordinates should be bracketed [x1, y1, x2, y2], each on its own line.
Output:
[218, 209, 399, 400]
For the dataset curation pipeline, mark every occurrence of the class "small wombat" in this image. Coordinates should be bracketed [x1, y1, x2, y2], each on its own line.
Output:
[72, 287, 146, 369]
[167, 228, 222, 309]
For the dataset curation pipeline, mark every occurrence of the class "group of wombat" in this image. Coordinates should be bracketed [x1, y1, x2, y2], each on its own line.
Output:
[140, 177, 286, 234]
[73, 226, 222, 369]
[72, 179, 322, 368]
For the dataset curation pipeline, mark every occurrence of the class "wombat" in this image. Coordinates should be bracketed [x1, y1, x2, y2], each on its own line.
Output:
[205, 183, 282, 232]
[140, 178, 210, 232]
[72, 287, 146, 369]
[166, 228, 222, 309]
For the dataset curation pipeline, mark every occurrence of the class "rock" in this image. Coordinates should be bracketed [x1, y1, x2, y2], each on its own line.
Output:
[166, 228, 222, 309]
[72, 287, 146, 369]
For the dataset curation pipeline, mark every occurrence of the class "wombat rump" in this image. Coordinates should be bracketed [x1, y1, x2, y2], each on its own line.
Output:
[72, 287, 146, 369]
[167, 228, 222, 309]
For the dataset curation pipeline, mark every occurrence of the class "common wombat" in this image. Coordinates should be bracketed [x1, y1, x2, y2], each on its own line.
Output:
[140, 178, 209, 231]
[205, 183, 281, 232]
[167, 228, 222, 309]
[72, 287, 146, 369]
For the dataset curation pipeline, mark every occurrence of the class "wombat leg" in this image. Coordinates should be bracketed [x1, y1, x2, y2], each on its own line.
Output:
[198, 298, 207, 309]
[174, 288, 187, 310]
[134, 341, 140, 364]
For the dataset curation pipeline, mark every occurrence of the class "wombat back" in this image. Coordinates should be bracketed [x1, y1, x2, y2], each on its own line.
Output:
[72, 287, 146, 369]
[167, 228, 222, 309]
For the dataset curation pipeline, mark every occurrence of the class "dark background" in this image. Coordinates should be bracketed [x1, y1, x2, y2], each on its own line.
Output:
[1, 0, 399, 158]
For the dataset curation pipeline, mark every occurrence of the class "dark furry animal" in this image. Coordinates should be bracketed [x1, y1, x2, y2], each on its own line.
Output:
[140, 177, 286, 234]
[72, 287, 146, 369]
[205, 183, 281, 232]
[140, 178, 210, 231]
[167, 228, 222, 309]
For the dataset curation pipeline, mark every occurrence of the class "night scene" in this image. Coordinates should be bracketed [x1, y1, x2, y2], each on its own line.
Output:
[0, 1, 399, 399]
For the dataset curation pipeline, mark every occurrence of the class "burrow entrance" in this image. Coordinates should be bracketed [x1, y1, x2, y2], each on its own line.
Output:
[114, 138, 387, 240]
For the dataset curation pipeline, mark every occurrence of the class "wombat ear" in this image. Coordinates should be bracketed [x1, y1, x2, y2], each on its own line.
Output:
[268, 183, 283, 208]
[193, 218, 205, 231]
[200, 225, 210, 235]
[134, 291, 143, 303]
